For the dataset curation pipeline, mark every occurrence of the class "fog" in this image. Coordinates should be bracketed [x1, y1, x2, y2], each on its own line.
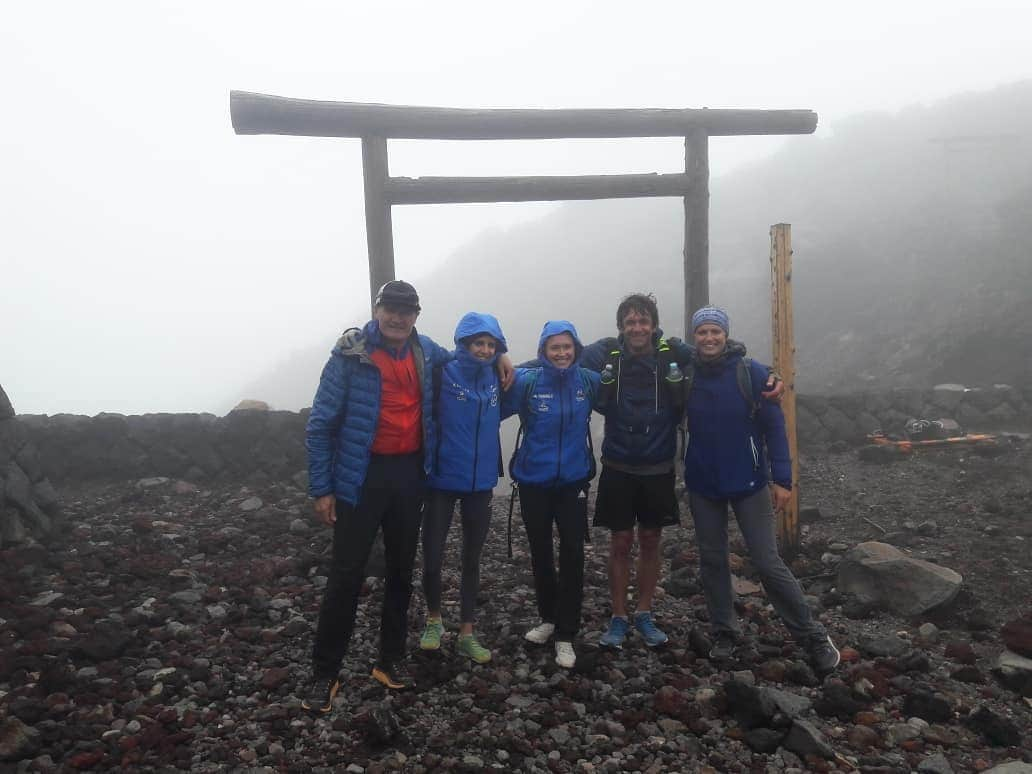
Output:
[3, 1, 1031, 415]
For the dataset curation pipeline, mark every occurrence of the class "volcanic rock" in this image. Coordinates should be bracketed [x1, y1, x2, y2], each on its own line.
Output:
[1001, 611, 1032, 657]
[967, 705, 1021, 747]
[838, 541, 963, 616]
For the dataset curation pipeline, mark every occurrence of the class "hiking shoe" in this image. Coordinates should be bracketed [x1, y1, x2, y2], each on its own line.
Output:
[300, 674, 340, 714]
[371, 660, 414, 690]
[599, 616, 630, 649]
[709, 633, 737, 661]
[524, 622, 556, 645]
[420, 619, 444, 651]
[555, 641, 576, 669]
[633, 611, 669, 648]
[807, 635, 841, 674]
[457, 634, 492, 664]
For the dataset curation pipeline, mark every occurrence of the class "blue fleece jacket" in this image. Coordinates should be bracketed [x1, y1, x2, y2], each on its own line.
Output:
[428, 312, 508, 492]
[506, 321, 599, 488]
[682, 353, 792, 500]
[305, 320, 452, 506]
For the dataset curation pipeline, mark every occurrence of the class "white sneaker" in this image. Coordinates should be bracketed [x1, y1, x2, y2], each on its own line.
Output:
[524, 622, 556, 644]
[555, 641, 576, 669]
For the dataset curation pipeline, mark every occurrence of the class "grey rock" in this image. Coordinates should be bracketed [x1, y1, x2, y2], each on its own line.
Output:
[884, 722, 921, 746]
[169, 590, 203, 605]
[859, 633, 911, 658]
[763, 687, 812, 718]
[983, 764, 1032, 774]
[240, 496, 264, 512]
[0, 716, 38, 762]
[783, 719, 835, 759]
[0, 386, 14, 420]
[837, 541, 962, 616]
[917, 752, 955, 774]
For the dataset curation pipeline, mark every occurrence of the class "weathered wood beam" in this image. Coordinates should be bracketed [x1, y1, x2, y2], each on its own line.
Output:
[384, 173, 692, 205]
[231, 91, 818, 139]
[683, 128, 710, 331]
[361, 137, 394, 309]
[770, 223, 799, 556]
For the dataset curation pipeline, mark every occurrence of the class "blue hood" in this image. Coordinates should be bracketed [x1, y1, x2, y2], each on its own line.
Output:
[453, 312, 508, 355]
[536, 320, 583, 367]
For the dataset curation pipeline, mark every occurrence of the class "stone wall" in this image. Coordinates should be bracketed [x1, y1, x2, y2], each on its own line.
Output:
[796, 384, 1030, 446]
[13, 383, 1030, 487]
[17, 410, 309, 485]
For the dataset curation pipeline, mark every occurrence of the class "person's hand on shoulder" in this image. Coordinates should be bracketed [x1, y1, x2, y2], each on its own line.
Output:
[313, 495, 336, 526]
[762, 372, 785, 403]
[497, 354, 515, 390]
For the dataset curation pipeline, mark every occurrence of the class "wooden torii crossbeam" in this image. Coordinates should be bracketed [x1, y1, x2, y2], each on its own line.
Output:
[230, 91, 817, 333]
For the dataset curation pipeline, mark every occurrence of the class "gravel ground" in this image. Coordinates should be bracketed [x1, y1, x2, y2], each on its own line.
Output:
[1, 437, 1030, 772]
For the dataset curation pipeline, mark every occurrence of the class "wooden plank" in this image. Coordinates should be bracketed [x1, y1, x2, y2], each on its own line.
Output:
[361, 137, 394, 309]
[384, 172, 693, 204]
[231, 91, 818, 139]
[770, 223, 799, 555]
[683, 129, 709, 334]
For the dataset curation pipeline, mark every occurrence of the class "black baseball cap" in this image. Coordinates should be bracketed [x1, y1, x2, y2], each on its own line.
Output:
[374, 280, 421, 311]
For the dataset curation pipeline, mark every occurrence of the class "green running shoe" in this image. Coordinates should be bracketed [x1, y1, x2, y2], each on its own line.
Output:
[457, 634, 492, 664]
[420, 618, 444, 651]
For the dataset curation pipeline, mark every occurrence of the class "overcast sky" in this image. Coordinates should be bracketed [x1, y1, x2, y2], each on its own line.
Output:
[3, 1, 1030, 415]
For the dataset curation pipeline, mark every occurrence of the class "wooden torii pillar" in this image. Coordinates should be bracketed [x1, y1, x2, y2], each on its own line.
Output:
[230, 91, 817, 334]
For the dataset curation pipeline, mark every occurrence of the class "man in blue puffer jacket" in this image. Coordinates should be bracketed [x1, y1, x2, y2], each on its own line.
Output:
[684, 306, 840, 673]
[419, 312, 508, 665]
[507, 321, 600, 670]
[301, 282, 512, 712]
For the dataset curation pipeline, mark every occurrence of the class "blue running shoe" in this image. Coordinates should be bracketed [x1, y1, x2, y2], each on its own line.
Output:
[599, 616, 629, 649]
[633, 611, 669, 648]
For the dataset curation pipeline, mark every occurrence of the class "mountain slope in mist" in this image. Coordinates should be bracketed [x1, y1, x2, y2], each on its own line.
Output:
[238, 80, 1032, 410]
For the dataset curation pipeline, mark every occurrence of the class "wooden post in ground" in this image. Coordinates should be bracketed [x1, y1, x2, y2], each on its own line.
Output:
[770, 223, 799, 555]
[361, 136, 395, 310]
[683, 128, 710, 335]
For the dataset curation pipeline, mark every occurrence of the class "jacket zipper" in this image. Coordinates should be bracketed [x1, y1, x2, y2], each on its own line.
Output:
[555, 371, 566, 486]
[749, 437, 760, 471]
[470, 371, 482, 491]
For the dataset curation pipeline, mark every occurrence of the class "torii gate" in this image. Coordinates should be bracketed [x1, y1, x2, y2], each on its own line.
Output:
[230, 91, 817, 337]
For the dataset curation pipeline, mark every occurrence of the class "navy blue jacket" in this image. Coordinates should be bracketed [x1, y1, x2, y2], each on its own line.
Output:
[683, 353, 792, 500]
[429, 312, 508, 493]
[306, 321, 451, 506]
[506, 321, 600, 488]
[580, 330, 696, 468]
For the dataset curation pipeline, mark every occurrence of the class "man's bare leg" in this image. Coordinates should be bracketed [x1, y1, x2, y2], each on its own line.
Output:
[608, 529, 634, 618]
[635, 527, 663, 611]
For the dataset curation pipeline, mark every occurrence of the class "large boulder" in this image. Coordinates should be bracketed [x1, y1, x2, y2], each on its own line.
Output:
[837, 541, 962, 617]
[0, 385, 60, 547]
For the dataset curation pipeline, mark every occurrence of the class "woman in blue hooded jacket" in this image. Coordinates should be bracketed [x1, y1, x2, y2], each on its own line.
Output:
[419, 312, 508, 664]
[683, 306, 840, 674]
[506, 320, 600, 670]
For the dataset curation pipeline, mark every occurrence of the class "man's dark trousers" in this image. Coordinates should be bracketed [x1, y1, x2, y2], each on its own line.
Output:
[312, 452, 425, 677]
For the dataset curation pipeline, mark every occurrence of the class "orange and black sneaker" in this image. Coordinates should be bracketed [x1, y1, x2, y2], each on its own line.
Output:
[300, 675, 340, 714]
[371, 660, 414, 691]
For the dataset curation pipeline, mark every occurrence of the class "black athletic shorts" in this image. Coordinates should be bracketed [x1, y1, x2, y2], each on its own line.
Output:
[592, 465, 680, 531]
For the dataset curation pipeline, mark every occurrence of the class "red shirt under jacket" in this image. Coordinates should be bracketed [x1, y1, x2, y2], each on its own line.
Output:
[369, 347, 422, 455]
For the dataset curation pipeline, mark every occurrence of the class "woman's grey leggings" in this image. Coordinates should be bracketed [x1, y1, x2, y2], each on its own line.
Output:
[689, 487, 825, 644]
[421, 489, 493, 624]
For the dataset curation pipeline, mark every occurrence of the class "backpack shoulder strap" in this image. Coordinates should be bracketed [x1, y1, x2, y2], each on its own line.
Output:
[737, 357, 759, 418]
